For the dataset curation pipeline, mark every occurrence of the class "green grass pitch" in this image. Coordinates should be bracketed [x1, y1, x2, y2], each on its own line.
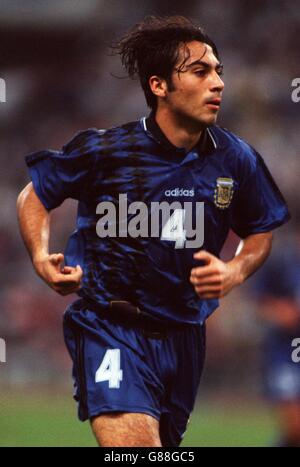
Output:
[0, 390, 277, 447]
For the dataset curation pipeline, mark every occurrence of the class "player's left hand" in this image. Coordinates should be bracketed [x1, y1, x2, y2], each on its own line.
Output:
[190, 250, 240, 299]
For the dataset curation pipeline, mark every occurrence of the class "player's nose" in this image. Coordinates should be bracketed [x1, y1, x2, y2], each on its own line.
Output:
[210, 72, 225, 93]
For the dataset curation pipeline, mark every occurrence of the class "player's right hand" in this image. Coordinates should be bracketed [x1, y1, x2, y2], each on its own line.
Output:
[33, 253, 83, 296]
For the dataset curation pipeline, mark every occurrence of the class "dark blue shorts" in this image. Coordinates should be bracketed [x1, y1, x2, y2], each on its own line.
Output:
[63, 298, 206, 446]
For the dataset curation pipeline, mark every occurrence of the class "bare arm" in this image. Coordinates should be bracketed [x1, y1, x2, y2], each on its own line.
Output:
[17, 182, 82, 295]
[190, 232, 273, 299]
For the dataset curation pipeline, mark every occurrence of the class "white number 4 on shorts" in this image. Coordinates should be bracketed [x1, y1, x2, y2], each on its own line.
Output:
[95, 348, 123, 388]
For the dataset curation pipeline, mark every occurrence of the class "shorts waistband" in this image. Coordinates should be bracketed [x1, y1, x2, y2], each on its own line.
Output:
[83, 299, 184, 339]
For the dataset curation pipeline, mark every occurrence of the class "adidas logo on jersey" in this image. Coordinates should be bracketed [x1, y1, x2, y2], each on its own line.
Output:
[165, 188, 194, 197]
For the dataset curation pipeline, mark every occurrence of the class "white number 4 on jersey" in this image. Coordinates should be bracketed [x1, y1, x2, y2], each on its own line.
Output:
[161, 209, 186, 249]
[95, 349, 123, 388]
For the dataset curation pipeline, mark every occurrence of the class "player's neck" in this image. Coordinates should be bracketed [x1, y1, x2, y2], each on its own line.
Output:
[155, 108, 203, 152]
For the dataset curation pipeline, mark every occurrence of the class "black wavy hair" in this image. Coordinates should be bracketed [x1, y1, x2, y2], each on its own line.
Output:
[114, 15, 219, 110]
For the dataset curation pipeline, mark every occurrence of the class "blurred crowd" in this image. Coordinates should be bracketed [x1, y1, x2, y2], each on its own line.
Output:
[0, 0, 299, 402]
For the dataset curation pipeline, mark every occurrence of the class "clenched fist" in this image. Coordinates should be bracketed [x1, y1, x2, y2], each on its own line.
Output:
[190, 250, 241, 299]
[33, 253, 83, 296]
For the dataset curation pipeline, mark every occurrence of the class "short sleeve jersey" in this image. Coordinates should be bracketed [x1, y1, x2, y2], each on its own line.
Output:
[26, 116, 290, 324]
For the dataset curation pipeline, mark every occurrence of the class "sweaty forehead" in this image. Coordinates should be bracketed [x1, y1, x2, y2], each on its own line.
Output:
[177, 41, 218, 68]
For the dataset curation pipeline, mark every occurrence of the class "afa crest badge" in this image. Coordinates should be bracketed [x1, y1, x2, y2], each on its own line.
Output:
[214, 177, 234, 209]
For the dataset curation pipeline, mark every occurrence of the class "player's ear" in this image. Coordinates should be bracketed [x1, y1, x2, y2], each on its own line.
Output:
[149, 75, 168, 99]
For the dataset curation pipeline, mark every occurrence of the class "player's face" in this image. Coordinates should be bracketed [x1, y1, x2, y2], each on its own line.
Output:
[166, 41, 224, 127]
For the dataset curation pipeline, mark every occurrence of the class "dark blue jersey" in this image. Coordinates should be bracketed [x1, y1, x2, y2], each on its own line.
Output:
[25, 115, 290, 324]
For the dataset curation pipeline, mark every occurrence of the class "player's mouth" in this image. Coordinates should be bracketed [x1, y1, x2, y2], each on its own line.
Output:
[206, 98, 221, 110]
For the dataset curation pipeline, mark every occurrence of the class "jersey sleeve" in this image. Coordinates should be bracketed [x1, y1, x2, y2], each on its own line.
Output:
[25, 128, 100, 210]
[231, 149, 290, 238]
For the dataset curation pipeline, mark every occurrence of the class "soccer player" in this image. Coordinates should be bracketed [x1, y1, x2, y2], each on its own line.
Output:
[17, 16, 290, 447]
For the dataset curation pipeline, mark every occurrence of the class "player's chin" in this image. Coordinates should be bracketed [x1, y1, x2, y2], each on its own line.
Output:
[194, 113, 218, 128]
[202, 112, 219, 126]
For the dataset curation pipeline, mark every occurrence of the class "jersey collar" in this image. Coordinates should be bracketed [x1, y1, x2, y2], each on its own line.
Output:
[142, 112, 217, 156]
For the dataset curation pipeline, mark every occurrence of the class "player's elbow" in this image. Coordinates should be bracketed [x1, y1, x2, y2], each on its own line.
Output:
[258, 231, 273, 260]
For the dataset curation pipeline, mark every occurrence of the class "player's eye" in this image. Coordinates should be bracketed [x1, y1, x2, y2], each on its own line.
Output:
[194, 69, 206, 76]
[216, 66, 224, 76]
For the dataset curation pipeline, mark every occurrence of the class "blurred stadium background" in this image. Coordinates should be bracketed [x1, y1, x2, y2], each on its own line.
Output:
[0, 0, 299, 447]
